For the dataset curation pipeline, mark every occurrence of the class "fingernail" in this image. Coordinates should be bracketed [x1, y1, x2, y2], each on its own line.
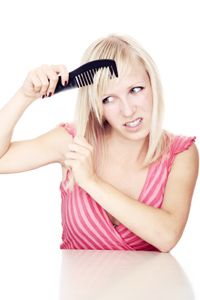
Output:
[65, 81, 68, 86]
[42, 95, 45, 99]
[48, 92, 52, 97]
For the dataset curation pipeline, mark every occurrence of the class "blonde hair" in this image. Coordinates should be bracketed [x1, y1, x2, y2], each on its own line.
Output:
[65, 34, 174, 192]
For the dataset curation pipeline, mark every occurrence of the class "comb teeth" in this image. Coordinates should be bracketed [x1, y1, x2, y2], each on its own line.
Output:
[54, 59, 118, 94]
[73, 66, 116, 88]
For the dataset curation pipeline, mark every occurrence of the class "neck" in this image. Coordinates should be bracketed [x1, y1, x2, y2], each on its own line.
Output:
[104, 131, 149, 169]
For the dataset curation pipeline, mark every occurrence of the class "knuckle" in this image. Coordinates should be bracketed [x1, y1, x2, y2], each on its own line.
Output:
[41, 84, 48, 91]
[54, 64, 65, 69]
[48, 83, 56, 90]
[28, 70, 35, 78]
[34, 84, 42, 90]
[51, 75, 58, 82]
[59, 64, 68, 73]
[43, 80, 49, 87]
[61, 64, 67, 70]
[89, 145, 93, 152]
[41, 64, 48, 69]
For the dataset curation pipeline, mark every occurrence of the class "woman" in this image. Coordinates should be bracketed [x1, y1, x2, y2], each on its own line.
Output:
[0, 34, 198, 252]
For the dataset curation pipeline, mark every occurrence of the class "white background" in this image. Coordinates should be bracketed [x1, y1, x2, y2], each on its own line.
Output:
[0, 0, 199, 299]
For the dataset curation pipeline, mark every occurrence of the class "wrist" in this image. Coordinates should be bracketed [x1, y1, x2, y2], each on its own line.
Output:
[81, 174, 101, 193]
[16, 88, 36, 104]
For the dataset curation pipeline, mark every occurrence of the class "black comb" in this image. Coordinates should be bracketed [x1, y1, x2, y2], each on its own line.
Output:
[54, 59, 118, 94]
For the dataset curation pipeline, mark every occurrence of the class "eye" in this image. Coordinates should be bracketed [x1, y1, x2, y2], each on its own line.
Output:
[131, 86, 144, 94]
[102, 96, 113, 104]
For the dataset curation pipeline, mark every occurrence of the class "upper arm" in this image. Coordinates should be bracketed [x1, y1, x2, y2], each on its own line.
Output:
[0, 125, 73, 174]
[161, 143, 199, 246]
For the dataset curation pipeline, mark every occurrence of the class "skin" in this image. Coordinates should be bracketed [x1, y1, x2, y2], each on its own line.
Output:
[101, 60, 153, 168]
[0, 63, 198, 252]
[65, 60, 153, 185]
[65, 127, 199, 252]
[64, 61, 199, 252]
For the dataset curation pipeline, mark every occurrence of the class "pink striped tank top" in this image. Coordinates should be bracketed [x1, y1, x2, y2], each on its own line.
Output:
[59, 122, 196, 251]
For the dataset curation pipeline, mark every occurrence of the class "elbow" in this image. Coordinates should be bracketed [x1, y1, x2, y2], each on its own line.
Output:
[158, 246, 173, 253]
[156, 232, 179, 253]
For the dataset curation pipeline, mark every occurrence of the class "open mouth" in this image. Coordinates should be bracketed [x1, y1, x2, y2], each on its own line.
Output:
[123, 118, 143, 127]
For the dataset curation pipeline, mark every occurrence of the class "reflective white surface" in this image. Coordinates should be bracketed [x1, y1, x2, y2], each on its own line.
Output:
[59, 250, 194, 300]
[0, 246, 198, 300]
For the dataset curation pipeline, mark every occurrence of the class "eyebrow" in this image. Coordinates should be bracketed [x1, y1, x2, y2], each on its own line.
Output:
[102, 81, 146, 97]
[127, 81, 146, 90]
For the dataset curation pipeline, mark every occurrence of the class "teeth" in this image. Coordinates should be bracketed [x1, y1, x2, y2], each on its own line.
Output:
[125, 118, 142, 127]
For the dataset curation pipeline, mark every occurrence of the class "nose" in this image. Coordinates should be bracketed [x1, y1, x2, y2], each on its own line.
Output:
[120, 97, 136, 116]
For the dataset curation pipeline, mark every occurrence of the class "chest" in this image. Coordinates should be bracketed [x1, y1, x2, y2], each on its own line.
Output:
[96, 164, 149, 226]
[98, 165, 148, 199]
[61, 164, 149, 227]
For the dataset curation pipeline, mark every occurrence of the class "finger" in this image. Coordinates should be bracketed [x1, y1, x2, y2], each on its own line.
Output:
[68, 143, 89, 155]
[36, 69, 49, 96]
[68, 142, 93, 155]
[31, 73, 43, 93]
[65, 151, 85, 160]
[51, 64, 69, 86]
[64, 157, 79, 168]
[63, 159, 73, 168]
[73, 137, 93, 152]
[41, 65, 59, 96]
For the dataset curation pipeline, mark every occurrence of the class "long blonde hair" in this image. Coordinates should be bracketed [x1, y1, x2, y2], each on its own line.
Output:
[65, 34, 173, 192]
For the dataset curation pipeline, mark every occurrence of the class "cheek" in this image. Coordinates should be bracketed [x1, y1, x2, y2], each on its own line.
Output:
[140, 90, 153, 112]
[103, 105, 119, 119]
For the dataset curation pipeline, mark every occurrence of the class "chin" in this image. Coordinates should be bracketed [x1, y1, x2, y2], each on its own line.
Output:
[127, 133, 148, 141]
[122, 127, 150, 140]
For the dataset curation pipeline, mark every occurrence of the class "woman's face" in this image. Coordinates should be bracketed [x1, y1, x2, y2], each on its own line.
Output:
[101, 60, 153, 141]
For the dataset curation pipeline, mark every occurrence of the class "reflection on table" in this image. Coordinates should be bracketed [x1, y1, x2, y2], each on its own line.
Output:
[59, 250, 194, 300]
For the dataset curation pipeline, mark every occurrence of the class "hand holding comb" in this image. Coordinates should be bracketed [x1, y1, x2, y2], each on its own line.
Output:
[54, 59, 118, 94]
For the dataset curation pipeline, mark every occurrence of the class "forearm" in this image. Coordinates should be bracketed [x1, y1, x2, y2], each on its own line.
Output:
[84, 176, 175, 252]
[0, 89, 34, 157]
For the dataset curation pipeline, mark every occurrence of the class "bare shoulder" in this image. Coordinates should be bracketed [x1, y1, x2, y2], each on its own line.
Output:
[171, 142, 199, 178]
[163, 142, 199, 209]
[174, 142, 199, 193]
